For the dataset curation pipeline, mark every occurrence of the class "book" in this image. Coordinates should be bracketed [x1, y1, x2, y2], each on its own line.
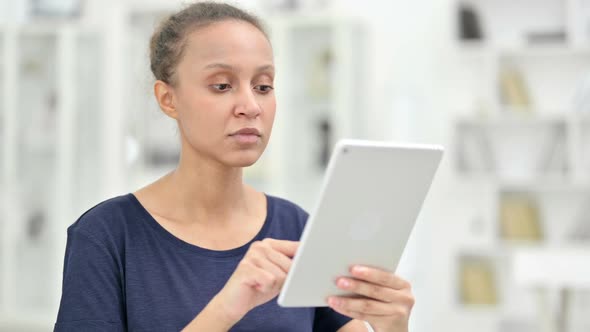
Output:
[456, 124, 495, 174]
[499, 65, 532, 111]
[459, 256, 498, 305]
[457, 3, 484, 41]
[535, 126, 566, 175]
[499, 195, 543, 242]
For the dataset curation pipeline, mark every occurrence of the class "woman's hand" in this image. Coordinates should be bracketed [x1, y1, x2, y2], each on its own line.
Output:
[213, 238, 299, 324]
[328, 265, 415, 332]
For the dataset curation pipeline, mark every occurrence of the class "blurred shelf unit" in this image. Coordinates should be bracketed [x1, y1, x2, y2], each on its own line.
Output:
[0, 24, 104, 330]
[264, 14, 367, 210]
[455, 0, 590, 48]
[451, 0, 590, 331]
[454, 115, 572, 182]
[122, 6, 180, 191]
[452, 184, 590, 331]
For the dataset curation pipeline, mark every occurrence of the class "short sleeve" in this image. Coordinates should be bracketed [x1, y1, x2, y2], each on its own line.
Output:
[54, 229, 126, 332]
[313, 307, 352, 331]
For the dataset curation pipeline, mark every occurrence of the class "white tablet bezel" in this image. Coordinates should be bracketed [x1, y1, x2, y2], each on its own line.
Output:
[277, 139, 444, 307]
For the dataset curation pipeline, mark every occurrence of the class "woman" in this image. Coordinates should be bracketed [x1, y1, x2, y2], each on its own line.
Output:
[54, 2, 414, 331]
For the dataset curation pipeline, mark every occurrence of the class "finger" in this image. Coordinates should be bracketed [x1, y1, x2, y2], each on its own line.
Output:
[262, 238, 299, 257]
[249, 251, 287, 283]
[329, 304, 377, 322]
[350, 265, 410, 290]
[264, 246, 293, 274]
[329, 301, 410, 324]
[335, 277, 398, 303]
[250, 240, 293, 274]
[242, 261, 280, 293]
[327, 296, 394, 316]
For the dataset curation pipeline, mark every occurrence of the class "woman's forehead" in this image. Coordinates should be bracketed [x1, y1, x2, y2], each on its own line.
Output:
[183, 20, 273, 67]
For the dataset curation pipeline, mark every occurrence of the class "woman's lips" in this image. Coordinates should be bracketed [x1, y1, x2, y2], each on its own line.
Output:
[229, 128, 261, 144]
[231, 128, 261, 136]
[231, 133, 260, 144]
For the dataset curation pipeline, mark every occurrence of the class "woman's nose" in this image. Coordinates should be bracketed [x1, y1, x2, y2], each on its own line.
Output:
[234, 87, 262, 118]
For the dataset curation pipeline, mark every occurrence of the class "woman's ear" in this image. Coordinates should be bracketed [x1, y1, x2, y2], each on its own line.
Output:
[154, 80, 179, 119]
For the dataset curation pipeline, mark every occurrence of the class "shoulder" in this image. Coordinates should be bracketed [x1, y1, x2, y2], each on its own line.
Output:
[67, 194, 138, 248]
[266, 194, 309, 219]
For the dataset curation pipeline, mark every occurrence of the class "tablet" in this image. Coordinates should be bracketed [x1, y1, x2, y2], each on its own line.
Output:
[277, 139, 443, 307]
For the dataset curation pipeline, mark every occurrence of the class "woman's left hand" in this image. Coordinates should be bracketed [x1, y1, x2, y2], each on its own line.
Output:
[327, 265, 415, 332]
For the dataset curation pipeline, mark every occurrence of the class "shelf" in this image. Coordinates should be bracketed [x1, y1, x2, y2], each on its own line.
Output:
[453, 248, 539, 320]
[454, 116, 569, 180]
[498, 45, 590, 58]
[494, 178, 590, 192]
[454, 248, 541, 324]
[267, 17, 365, 208]
[513, 247, 590, 289]
[452, 177, 590, 195]
[450, 1, 590, 331]
[498, 54, 590, 113]
[0, 25, 109, 320]
[454, 0, 569, 47]
[456, 43, 590, 57]
[455, 113, 568, 127]
[496, 189, 590, 246]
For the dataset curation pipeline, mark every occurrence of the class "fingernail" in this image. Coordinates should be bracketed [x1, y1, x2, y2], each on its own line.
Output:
[338, 278, 350, 288]
[353, 265, 367, 274]
[329, 297, 341, 307]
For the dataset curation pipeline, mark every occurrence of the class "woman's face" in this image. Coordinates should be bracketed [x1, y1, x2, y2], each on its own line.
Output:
[171, 20, 275, 168]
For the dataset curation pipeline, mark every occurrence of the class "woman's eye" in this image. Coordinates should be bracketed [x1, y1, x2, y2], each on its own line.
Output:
[211, 83, 232, 92]
[255, 85, 274, 93]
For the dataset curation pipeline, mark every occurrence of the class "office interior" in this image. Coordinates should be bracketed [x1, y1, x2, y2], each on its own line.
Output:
[1, 0, 590, 331]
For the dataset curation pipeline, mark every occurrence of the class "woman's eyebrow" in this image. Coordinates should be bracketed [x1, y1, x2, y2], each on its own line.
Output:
[203, 63, 234, 71]
[203, 63, 274, 73]
[256, 64, 275, 73]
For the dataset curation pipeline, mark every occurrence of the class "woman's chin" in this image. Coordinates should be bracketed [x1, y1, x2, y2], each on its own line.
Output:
[225, 152, 262, 168]
[236, 158, 258, 168]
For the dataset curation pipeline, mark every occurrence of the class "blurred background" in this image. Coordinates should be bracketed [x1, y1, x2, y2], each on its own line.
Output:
[1, 0, 590, 331]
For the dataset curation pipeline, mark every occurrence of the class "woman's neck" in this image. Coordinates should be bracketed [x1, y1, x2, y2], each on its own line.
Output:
[139, 145, 257, 227]
[174, 152, 247, 213]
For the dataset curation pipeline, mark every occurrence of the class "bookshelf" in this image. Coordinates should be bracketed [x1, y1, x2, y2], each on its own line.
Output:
[124, 7, 179, 191]
[0, 25, 104, 331]
[512, 248, 590, 332]
[264, 14, 367, 210]
[449, 0, 590, 331]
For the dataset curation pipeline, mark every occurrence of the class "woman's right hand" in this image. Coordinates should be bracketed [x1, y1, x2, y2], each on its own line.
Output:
[212, 238, 299, 323]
